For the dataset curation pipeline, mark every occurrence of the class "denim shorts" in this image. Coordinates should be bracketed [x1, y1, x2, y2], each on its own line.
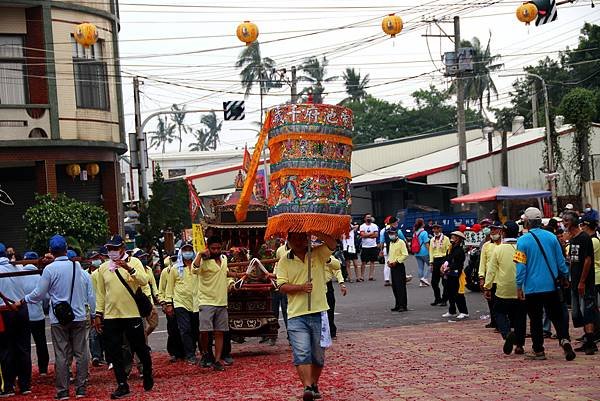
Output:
[287, 313, 325, 366]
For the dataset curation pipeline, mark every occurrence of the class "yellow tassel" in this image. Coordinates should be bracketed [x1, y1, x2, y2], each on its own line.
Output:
[235, 112, 271, 222]
[265, 213, 351, 239]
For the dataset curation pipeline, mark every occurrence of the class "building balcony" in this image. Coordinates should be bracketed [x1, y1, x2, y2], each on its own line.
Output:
[0, 104, 51, 140]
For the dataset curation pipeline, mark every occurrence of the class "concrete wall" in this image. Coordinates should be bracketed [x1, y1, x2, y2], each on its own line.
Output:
[51, 8, 120, 143]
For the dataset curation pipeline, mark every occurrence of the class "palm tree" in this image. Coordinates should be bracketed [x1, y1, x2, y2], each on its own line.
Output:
[450, 35, 503, 119]
[235, 41, 276, 122]
[149, 116, 176, 154]
[200, 111, 222, 151]
[340, 68, 370, 104]
[170, 104, 189, 152]
[188, 129, 210, 152]
[298, 56, 338, 104]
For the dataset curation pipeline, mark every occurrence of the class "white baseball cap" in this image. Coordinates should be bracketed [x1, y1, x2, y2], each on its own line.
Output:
[523, 207, 542, 220]
[565, 203, 574, 210]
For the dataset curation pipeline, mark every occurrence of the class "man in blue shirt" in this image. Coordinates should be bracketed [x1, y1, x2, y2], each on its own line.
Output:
[0, 242, 31, 397]
[17, 235, 96, 400]
[515, 207, 576, 361]
[583, 203, 599, 223]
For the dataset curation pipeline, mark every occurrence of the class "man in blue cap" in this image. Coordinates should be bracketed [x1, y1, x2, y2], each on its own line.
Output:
[0, 242, 31, 397]
[94, 234, 153, 399]
[20, 251, 50, 376]
[16, 235, 96, 400]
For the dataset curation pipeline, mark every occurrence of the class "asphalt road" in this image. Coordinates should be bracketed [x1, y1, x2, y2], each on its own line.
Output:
[34, 257, 489, 358]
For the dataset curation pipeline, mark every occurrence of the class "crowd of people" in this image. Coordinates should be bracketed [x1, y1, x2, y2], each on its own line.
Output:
[0, 203, 598, 400]
[339, 206, 599, 359]
[0, 231, 347, 401]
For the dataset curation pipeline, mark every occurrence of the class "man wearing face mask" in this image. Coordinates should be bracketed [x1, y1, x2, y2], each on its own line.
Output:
[359, 214, 379, 282]
[88, 249, 107, 367]
[164, 243, 200, 365]
[479, 224, 502, 329]
[583, 203, 599, 223]
[429, 223, 450, 306]
[133, 249, 159, 339]
[387, 228, 409, 312]
[94, 235, 153, 399]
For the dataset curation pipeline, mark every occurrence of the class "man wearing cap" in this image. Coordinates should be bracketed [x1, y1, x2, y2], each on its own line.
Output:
[484, 222, 526, 355]
[579, 216, 600, 345]
[164, 242, 201, 365]
[429, 223, 450, 306]
[19, 235, 96, 399]
[94, 235, 153, 399]
[379, 216, 407, 287]
[0, 243, 30, 397]
[583, 203, 599, 223]
[564, 212, 598, 355]
[515, 207, 576, 361]
[20, 251, 49, 376]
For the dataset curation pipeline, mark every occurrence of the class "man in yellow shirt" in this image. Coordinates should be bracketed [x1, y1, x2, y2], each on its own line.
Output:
[428, 223, 451, 306]
[94, 235, 153, 399]
[479, 224, 502, 329]
[133, 249, 159, 338]
[267, 240, 290, 346]
[277, 232, 336, 401]
[484, 221, 526, 355]
[388, 228, 409, 312]
[164, 243, 200, 364]
[157, 256, 184, 362]
[195, 237, 244, 372]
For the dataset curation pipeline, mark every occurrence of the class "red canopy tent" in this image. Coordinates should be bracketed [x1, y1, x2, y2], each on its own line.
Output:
[451, 186, 551, 204]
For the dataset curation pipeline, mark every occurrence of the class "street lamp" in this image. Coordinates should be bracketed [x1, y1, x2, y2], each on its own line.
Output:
[500, 72, 557, 216]
[231, 128, 269, 198]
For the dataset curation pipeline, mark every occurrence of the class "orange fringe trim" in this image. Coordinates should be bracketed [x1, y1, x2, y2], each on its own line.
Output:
[235, 112, 271, 222]
[265, 213, 351, 240]
[269, 133, 354, 147]
[270, 168, 351, 181]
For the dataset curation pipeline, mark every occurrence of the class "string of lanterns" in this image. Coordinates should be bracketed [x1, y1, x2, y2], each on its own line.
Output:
[66, 163, 100, 181]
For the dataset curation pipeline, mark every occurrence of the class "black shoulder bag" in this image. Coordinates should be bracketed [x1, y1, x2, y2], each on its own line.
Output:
[53, 261, 76, 325]
[529, 231, 565, 303]
[115, 269, 153, 318]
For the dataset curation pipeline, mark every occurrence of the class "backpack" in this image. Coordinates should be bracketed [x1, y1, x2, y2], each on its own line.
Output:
[411, 230, 422, 254]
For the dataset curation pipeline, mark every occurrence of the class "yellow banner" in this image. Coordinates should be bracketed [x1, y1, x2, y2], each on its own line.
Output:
[192, 224, 206, 254]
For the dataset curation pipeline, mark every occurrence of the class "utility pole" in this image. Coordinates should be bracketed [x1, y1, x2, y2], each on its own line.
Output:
[423, 17, 468, 197]
[531, 82, 539, 128]
[133, 76, 149, 202]
[454, 16, 468, 196]
[291, 65, 298, 104]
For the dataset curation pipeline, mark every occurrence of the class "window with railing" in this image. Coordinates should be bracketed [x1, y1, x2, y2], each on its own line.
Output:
[0, 35, 26, 105]
[72, 38, 109, 110]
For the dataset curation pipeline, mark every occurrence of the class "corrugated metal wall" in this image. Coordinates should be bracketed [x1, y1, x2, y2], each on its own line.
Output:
[0, 166, 36, 251]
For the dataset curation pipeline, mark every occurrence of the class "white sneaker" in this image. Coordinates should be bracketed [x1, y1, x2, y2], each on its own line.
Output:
[456, 313, 469, 320]
[108, 363, 113, 370]
[419, 282, 426, 287]
[442, 312, 456, 318]
[421, 278, 430, 286]
[405, 274, 413, 283]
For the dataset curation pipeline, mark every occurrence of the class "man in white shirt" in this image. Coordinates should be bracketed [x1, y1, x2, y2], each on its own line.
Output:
[359, 213, 379, 282]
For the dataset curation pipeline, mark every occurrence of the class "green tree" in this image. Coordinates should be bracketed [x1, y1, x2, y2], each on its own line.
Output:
[149, 116, 176, 153]
[139, 165, 191, 244]
[340, 68, 370, 104]
[24, 194, 109, 254]
[346, 95, 405, 144]
[560, 87, 597, 195]
[170, 104, 190, 153]
[450, 36, 503, 119]
[189, 129, 210, 151]
[298, 56, 337, 104]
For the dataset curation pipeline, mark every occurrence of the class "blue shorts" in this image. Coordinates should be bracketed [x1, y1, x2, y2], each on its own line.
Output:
[287, 313, 325, 366]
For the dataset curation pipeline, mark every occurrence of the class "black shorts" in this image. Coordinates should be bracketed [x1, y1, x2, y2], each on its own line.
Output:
[343, 251, 358, 261]
[361, 247, 379, 263]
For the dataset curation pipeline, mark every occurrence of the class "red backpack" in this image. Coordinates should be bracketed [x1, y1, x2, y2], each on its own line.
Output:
[411, 230, 422, 254]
